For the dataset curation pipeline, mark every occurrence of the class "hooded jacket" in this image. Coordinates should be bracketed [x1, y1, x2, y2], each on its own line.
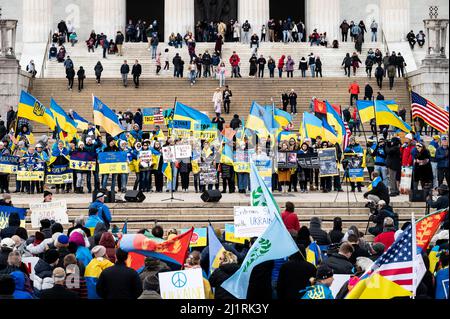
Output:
[277, 254, 317, 300]
[99, 232, 116, 263]
[324, 253, 355, 274]
[209, 263, 240, 299]
[33, 259, 54, 291]
[309, 217, 331, 245]
[10, 271, 34, 299]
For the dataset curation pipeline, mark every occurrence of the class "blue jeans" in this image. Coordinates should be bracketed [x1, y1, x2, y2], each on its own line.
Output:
[189, 70, 196, 84]
[151, 45, 157, 59]
[167, 166, 178, 191]
[283, 30, 289, 43]
[371, 31, 377, 42]
[140, 171, 150, 191]
[374, 165, 389, 187]
[120, 173, 128, 192]
[101, 174, 116, 191]
[310, 64, 316, 77]
[238, 173, 249, 191]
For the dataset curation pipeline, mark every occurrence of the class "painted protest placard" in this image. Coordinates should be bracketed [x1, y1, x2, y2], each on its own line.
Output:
[181, 228, 207, 248]
[45, 165, 73, 185]
[98, 152, 129, 174]
[175, 144, 192, 160]
[138, 150, 153, 168]
[318, 148, 338, 177]
[143, 107, 164, 125]
[297, 153, 320, 169]
[162, 146, 176, 163]
[234, 206, 272, 238]
[0, 155, 19, 174]
[159, 268, 205, 299]
[30, 200, 69, 228]
[224, 224, 250, 244]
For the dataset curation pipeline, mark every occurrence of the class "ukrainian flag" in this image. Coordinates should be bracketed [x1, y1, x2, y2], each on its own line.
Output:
[273, 108, 293, 128]
[326, 101, 345, 142]
[93, 96, 124, 137]
[50, 99, 78, 134]
[173, 101, 211, 125]
[220, 140, 234, 165]
[356, 100, 375, 123]
[375, 100, 412, 133]
[346, 273, 412, 299]
[207, 225, 226, 276]
[162, 162, 172, 181]
[306, 242, 321, 266]
[17, 91, 56, 130]
[322, 117, 340, 144]
[302, 112, 323, 140]
[382, 100, 399, 112]
[72, 110, 89, 131]
[246, 101, 270, 137]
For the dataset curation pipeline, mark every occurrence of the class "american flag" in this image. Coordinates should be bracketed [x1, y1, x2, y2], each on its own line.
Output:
[362, 223, 416, 293]
[411, 91, 449, 133]
[343, 121, 352, 149]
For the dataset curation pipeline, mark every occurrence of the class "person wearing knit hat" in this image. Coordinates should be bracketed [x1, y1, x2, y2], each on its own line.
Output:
[139, 274, 162, 299]
[84, 245, 114, 299]
[69, 231, 93, 267]
[91, 245, 107, 258]
[301, 264, 334, 299]
[44, 249, 60, 265]
[56, 234, 69, 247]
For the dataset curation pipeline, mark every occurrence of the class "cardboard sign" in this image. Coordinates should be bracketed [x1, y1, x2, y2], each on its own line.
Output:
[162, 146, 176, 163]
[175, 144, 192, 159]
[30, 200, 69, 228]
[16, 170, 45, 181]
[22, 257, 39, 281]
[224, 224, 250, 244]
[234, 206, 272, 238]
[159, 268, 205, 299]
[181, 228, 207, 247]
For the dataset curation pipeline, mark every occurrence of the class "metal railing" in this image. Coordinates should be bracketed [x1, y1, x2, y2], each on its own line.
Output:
[40, 30, 53, 78]
[380, 29, 389, 53]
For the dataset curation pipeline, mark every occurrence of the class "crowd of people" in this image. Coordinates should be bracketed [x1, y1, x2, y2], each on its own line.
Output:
[0, 195, 448, 300]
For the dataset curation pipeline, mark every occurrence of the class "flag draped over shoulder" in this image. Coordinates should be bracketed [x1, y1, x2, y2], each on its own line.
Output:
[93, 96, 124, 137]
[207, 225, 226, 276]
[375, 100, 412, 133]
[119, 228, 194, 266]
[17, 91, 56, 130]
[221, 161, 298, 299]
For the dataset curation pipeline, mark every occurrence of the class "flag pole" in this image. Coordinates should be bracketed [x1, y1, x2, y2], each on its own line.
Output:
[411, 212, 417, 300]
[372, 97, 378, 144]
[352, 104, 368, 147]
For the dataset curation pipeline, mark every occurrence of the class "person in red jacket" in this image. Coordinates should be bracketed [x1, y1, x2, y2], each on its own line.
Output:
[374, 217, 396, 251]
[229, 51, 241, 78]
[348, 81, 360, 106]
[400, 133, 415, 167]
[281, 201, 300, 232]
[278, 55, 286, 78]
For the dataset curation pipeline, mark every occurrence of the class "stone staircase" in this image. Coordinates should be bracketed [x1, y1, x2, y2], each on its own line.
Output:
[44, 41, 386, 78]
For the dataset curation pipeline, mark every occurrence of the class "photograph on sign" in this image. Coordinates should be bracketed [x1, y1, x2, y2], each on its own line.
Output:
[318, 148, 339, 177]
[159, 268, 205, 299]
[162, 146, 176, 163]
[234, 206, 272, 238]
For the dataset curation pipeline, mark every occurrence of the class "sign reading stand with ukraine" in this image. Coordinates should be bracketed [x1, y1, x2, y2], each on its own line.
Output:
[98, 152, 129, 174]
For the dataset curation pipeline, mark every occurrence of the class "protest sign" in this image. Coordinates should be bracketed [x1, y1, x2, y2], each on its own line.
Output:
[159, 268, 205, 299]
[70, 152, 97, 171]
[225, 224, 250, 244]
[175, 144, 192, 159]
[193, 123, 218, 140]
[343, 153, 364, 182]
[318, 148, 338, 177]
[98, 152, 129, 174]
[330, 274, 351, 298]
[254, 158, 272, 189]
[0, 206, 27, 229]
[138, 150, 153, 168]
[0, 155, 19, 174]
[162, 146, 176, 163]
[277, 152, 297, 169]
[234, 149, 250, 173]
[30, 200, 69, 228]
[22, 257, 40, 281]
[234, 206, 272, 237]
[181, 228, 207, 247]
[46, 165, 73, 184]
[199, 163, 217, 186]
[16, 161, 45, 181]
[400, 166, 412, 194]
[143, 107, 164, 125]
[297, 153, 320, 169]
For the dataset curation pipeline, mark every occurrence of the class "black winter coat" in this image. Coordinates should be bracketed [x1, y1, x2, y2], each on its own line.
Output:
[0, 213, 21, 239]
[120, 64, 130, 74]
[247, 260, 274, 300]
[385, 144, 401, 171]
[96, 263, 143, 299]
[132, 64, 142, 76]
[325, 253, 355, 274]
[209, 263, 240, 299]
[40, 284, 79, 299]
[277, 257, 316, 299]
[309, 220, 331, 245]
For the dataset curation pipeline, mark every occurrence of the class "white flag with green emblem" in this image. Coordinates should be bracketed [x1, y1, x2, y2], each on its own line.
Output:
[221, 160, 299, 299]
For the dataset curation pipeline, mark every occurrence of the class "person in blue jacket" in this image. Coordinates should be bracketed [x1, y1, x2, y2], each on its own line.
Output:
[435, 135, 449, 187]
[10, 271, 34, 299]
[301, 264, 335, 299]
[89, 192, 112, 229]
[435, 249, 449, 299]
[371, 137, 388, 187]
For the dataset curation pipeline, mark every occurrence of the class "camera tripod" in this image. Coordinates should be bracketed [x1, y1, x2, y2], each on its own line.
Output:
[333, 166, 359, 215]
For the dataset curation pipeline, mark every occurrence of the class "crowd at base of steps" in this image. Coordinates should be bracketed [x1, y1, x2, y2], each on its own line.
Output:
[0, 194, 448, 300]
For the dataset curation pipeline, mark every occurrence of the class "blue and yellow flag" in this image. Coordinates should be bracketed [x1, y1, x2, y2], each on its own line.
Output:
[246, 101, 270, 137]
[273, 108, 293, 128]
[162, 162, 172, 181]
[375, 100, 412, 133]
[173, 101, 211, 125]
[383, 100, 399, 112]
[326, 101, 345, 142]
[356, 100, 375, 123]
[50, 99, 78, 134]
[93, 96, 124, 137]
[220, 142, 234, 165]
[208, 225, 226, 276]
[17, 91, 55, 130]
[306, 242, 322, 267]
[322, 117, 339, 144]
[302, 112, 323, 140]
[72, 110, 89, 131]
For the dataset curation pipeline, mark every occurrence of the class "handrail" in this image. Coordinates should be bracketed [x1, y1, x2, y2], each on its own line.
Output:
[40, 30, 52, 78]
[380, 29, 389, 53]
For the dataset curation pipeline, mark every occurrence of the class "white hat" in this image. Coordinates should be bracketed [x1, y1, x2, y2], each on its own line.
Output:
[405, 133, 413, 140]
[36, 143, 43, 148]
[0, 238, 16, 250]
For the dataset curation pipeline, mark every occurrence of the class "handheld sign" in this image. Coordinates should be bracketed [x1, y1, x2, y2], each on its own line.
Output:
[175, 144, 192, 160]
[181, 228, 207, 247]
[162, 146, 176, 163]
[159, 268, 205, 299]
[30, 200, 69, 228]
[224, 224, 250, 244]
[233, 206, 272, 238]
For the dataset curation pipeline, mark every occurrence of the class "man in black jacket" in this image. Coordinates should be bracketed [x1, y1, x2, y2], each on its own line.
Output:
[202, 50, 212, 78]
[375, 64, 384, 89]
[385, 137, 402, 196]
[173, 53, 181, 77]
[120, 60, 130, 87]
[309, 217, 331, 245]
[131, 59, 142, 88]
[40, 268, 79, 299]
[396, 53, 406, 77]
[324, 242, 355, 274]
[427, 184, 449, 211]
[96, 248, 143, 299]
[257, 55, 266, 78]
[115, 31, 125, 56]
[368, 200, 396, 236]
[364, 83, 373, 100]
[6, 106, 15, 131]
[364, 171, 390, 205]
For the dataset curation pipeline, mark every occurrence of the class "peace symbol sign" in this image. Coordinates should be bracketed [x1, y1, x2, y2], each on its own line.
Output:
[171, 272, 187, 288]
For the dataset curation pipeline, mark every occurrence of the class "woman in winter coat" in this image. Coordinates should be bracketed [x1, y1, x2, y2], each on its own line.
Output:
[212, 88, 223, 116]
[94, 61, 103, 85]
[285, 55, 295, 77]
[413, 142, 433, 190]
[249, 54, 258, 77]
[329, 217, 344, 244]
[342, 53, 352, 77]
[209, 250, 240, 299]
[278, 55, 285, 78]
[138, 141, 152, 192]
[351, 52, 362, 76]
[385, 137, 402, 196]
[99, 232, 117, 263]
[299, 57, 308, 77]
[315, 56, 323, 77]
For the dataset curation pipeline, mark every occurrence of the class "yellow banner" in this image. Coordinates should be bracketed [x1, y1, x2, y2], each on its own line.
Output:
[0, 164, 17, 174]
[16, 171, 45, 181]
[99, 162, 129, 174]
[46, 172, 73, 185]
[233, 162, 250, 173]
[193, 131, 218, 141]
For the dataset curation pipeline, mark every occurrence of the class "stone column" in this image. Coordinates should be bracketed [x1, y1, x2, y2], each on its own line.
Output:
[306, 0, 340, 41]
[380, 0, 410, 42]
[165, 0, 195, 41]
[238, 0, 270, 38]
[93, 0, 126, 40]
[22, 0, 53, 42]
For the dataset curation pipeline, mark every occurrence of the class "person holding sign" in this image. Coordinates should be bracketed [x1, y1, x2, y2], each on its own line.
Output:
[138, 141, 153, 193]
[20, 145, 40, 194]
[50, 141, 71, 194]
[100, 137, 119, 192]
[319, 141, 333, 193]
[278, 141, 292, 194]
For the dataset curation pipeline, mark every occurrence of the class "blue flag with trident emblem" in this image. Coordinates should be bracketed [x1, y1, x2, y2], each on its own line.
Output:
[221, 160, 299, 299]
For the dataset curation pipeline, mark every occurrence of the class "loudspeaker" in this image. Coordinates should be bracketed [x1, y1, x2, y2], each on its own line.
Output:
[201, 190, 222, 203]
[125, 190, 146, 203]
[409, 190, 426, 202]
